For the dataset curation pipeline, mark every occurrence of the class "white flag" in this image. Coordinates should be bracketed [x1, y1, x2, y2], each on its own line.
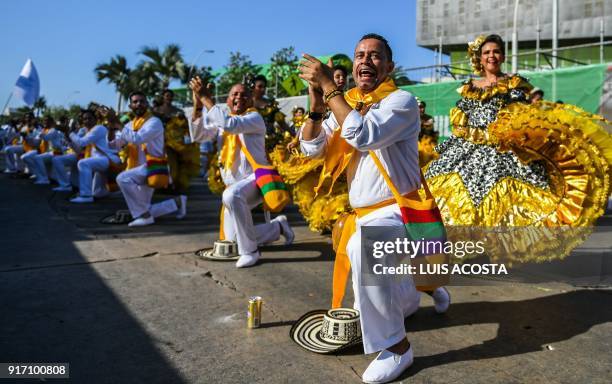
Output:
[14, 59, 40, 107]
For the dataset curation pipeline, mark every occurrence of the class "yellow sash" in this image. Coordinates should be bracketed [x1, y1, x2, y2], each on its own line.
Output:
[22, 127, 34, 152]
[126, 111, 152, 170]
[324, 78, 406, 308]
[219, 107, 258, 172]
[315, 77, 398, 195]
[217, 107, 258, 239]
[38, 128, 50, 153]
[83, 144, 93, 159]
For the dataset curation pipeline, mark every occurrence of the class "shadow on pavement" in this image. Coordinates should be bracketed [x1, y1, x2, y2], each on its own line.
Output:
[0, 173, 186, 383]
[399, 289, 612, 380]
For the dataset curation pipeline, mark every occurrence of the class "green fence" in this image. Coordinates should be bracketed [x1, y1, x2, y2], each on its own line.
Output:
[400, 64, 608, 139]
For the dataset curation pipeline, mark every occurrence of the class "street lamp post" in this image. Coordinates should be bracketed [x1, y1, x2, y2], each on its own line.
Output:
[511, 0, 520, 74]
[188, 49, 215, 80]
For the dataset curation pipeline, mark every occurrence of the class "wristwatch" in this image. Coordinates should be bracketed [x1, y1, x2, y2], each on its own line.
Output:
[308, 111, 324, 122]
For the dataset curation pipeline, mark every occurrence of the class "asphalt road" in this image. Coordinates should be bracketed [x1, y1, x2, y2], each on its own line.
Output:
[1, 170, 611, 383]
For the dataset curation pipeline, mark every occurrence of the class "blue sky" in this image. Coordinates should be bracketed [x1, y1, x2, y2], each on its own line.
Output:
[0, 0, 446, 109]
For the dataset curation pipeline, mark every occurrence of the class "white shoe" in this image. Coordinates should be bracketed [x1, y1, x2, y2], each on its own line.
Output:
[70, 196, 94, 203]
[53, 186, 73, 192]
[34, 179, 50, 185]
[128, 216, 155, 227]
[275, 215, 294, 245]
[29, 174, 36, 179]
[3, 169, 16, 174]
[432, 287, 450, 314]
[362, 346, 414, 384]
[176, 195, 187, 219]
[236, 252, 260, 268]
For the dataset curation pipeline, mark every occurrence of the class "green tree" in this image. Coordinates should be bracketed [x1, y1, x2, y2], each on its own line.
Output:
[33, 96, 47, 117]
[94, 55, 131, 112]
[389, 65, 414, 86]
[217, 52, 259, 96]
[130, 62, 163, 100]
[269, 46, 299, 98]
[138, 44, 186, 91]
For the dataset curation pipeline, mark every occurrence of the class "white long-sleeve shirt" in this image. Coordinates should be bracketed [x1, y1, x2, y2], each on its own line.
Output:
[300, 89, 421, 208]
[112, 116, 164, 166]
[190, 105, 268, 186]
[40, 128, 67, 153]
[22, 125, 42, 148]
[70, 125, 119, 163]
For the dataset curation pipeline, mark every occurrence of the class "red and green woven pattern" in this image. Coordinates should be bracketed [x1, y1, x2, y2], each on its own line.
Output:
[255, 168, 287, 195]
[146, 158, 169, 176]
[400, 206, 446, 256]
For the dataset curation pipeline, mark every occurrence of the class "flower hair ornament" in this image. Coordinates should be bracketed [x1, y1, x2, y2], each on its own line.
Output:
[468, 35, 487, 75]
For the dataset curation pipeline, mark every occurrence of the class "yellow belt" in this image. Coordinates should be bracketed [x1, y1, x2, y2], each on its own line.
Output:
[332, 196, 399, 308]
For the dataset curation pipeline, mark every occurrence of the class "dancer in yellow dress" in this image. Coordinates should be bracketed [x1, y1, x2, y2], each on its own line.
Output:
[269, 70, 351, 233]
[424, 34, 612, 262]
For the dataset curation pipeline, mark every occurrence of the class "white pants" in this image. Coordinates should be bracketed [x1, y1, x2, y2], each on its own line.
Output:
[117, 164, 155, 218]
[77, 157, 109, 197]
[4, 145, 25, 171]
[30, 152, 56, 182]
[52, 153, 78, 188]
[20, 150, 39, 174]
[222, 174, 281, 256]
[117, 164, 182, 219]
[347, 204, 421, 354]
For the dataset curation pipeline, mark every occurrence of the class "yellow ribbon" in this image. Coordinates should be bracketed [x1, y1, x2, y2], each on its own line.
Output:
[125, 111, 152, 170]
[22, 127, 35, 152]
[315, 77, 398, 195]
[219, 107, 258, 172]
[38, 128, 50, 153]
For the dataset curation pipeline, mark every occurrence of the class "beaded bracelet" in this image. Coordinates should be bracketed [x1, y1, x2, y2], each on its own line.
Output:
[324, 89, 343, 104]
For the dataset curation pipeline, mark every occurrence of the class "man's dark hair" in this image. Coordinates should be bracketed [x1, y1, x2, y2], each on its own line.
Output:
[479, 34, 505, 55]
[128, 91, 147, 102]
[359, 33, 393, 61]
[295, 107, 305, 114]
[162, 89, 174, 96]
[253, 75, 267, 87]
[418, 100, 426, 108]
[332, 65, 348, 77]
[80, 109, 95, 118]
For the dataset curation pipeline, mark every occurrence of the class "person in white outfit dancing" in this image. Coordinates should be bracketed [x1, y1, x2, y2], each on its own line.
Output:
[113, 91, 186, 227]
[69, 109, 119, 203]
[189, 79, 294, 268]
[299, 34, 449, 383]
[51, 124, 86, 192]
[26, 116, 65, 185]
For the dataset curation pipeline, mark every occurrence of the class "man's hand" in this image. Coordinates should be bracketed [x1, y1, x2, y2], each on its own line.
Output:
[298, 54, 335, 94]
[189, 76, 215, 112]
[309, 85, 325, 113]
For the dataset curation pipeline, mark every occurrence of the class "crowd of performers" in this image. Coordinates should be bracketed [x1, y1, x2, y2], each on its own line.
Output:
[2, 32, 612, 384]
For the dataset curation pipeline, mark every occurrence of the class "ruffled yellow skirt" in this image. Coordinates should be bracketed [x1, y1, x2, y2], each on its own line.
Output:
[269, 145, 350, 232]
[425, 102, 612, 263]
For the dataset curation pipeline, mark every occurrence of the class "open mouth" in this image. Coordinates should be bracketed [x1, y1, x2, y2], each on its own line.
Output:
[358, 66, 377, 80]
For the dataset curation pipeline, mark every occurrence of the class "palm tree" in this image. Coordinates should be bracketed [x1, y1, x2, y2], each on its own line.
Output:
[138, 44, 186, 90]
[130, 63, 163, 99]
[33, 96, 47, 117]
[94, 55, 131, 112]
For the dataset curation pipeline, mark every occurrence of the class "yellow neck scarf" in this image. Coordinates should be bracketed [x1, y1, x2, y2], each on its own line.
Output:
[22, 127, 34, 152]
[315, 77, 398, 195]
[126, 111, 152, 170]
[38, 128, 50, 153]
[219, 107, 257, 172]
